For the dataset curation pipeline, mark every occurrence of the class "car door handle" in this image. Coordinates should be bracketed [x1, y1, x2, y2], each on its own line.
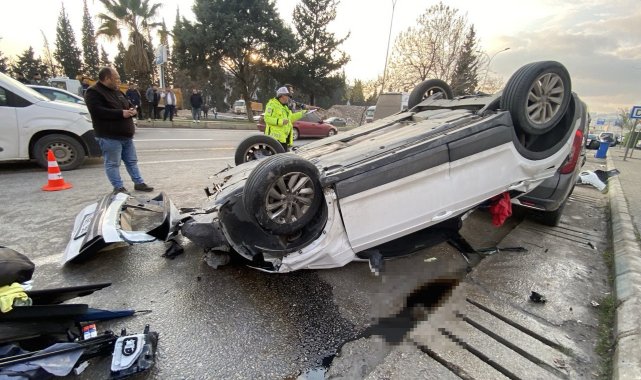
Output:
[432, 210, 454, 221]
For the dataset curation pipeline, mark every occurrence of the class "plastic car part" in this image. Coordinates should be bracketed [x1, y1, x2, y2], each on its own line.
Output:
[501, 61, 571, 136]
[234, 134, 285, 165]
[408, 79, 454, 109]
[243, 153, 323, 235]
[110, 325, 158, 380]
[577, 171, 606, 191]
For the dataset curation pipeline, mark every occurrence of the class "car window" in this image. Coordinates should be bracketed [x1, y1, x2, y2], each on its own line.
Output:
[53, 91, 79, 103]
[37, 88, 57, 101]
[301, 112, 321, 122]
[0, 87, 7, 106]
[0, 87, 31, 108]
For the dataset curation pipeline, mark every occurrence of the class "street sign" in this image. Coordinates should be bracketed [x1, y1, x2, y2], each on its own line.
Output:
[630, 106, 641, 119]
[154, 45, 167, 65]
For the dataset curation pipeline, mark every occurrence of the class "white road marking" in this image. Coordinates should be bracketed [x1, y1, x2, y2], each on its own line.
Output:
[138, 157, 233, 165]
[134, 138, 217, 141]
[137, 147, 234, 152]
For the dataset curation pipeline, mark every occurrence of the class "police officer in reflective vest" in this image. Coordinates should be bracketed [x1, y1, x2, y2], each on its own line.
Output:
[264, 87, 307, 150]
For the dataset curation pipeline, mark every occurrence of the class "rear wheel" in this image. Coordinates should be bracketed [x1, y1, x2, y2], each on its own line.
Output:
[292, 128, 300, 141]
[501, 61, 571, 136]
[408, 79, 453, 109]
[33, 134, 85, 171]
[234, 135, 285, 165]
[243, 154, 323, 235]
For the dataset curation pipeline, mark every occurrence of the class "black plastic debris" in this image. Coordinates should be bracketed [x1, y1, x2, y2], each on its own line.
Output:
[594, 169, 620, 183]
[529, 291, 547, 304]
[110, 325, 158, 380]
[162, 239, 184, 259]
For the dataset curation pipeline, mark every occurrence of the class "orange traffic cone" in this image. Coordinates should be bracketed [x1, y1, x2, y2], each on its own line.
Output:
[42, 149, 73, 191]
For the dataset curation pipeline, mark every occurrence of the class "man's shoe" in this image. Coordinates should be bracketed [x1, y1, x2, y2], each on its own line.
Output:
[134, 183, 154, 192]
[197, 120, 200, 123]
[113, 187, 130, 195]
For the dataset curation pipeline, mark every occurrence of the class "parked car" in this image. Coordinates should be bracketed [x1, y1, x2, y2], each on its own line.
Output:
[66, 61, 585, 273]
[0, 72, 100, 170]
[585, 133, 599, 149]
[365, 106, 375, 123]
[256, 111, 338, 140]
[598, 132, 617, 146]
[514, 117, 587, 226]
[27, 85, 86, 105]
[324, 117, 347, 127]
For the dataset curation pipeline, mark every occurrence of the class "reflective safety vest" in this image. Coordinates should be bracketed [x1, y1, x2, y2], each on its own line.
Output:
[264, 97, 305, 146]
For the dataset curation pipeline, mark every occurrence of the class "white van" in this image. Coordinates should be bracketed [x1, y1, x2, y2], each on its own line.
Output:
[0, 72, 100, 170]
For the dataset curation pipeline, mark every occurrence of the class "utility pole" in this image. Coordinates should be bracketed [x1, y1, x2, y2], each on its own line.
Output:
[380, 0, 397, 94]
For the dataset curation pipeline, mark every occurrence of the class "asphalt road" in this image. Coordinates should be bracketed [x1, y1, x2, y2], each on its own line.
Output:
[0, 128, 517, 379]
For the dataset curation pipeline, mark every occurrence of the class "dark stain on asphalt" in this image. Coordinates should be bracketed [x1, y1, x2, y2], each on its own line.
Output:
[359, 277, 461, 345]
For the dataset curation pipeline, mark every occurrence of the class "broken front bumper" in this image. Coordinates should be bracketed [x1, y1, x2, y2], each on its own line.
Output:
[63, 192, 180, 264]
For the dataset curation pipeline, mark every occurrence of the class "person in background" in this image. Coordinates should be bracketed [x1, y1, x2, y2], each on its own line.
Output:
[146, 84, 160, 120]
[284, 83, 319, 112]
[125, 83, 143, 120]
[202, 103, 209, 119]
[213, 106, 218, 120]
[84, 67, 154, 194]
[190, 89, 203, 123]
[161, 85, 176, 122]
[15, 72, 30, 84]
[80, 78, 91, 96]
[264, 87, 306, 151]
[30, 72, 47, 85]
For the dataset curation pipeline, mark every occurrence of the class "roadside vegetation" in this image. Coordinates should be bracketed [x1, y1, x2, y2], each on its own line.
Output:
[596, 248, 615, 379]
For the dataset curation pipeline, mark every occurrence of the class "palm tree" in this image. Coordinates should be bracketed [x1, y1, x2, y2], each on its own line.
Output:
[96, 0, 162, 81]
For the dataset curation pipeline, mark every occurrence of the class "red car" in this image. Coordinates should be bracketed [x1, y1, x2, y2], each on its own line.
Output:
[257, 111, 338, 140]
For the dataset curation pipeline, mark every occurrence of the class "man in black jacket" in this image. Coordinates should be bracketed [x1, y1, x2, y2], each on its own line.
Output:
[190, 89, 203, 123]
[85, 67, 154, 194]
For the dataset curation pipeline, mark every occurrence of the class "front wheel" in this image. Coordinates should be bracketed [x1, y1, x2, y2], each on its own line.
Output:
[234, 135, 285, 165]
[408, 79, 453, 109]
[243, 154, 323, 235]
[33, 134, 86, 171]
[327, 129, 337, 137]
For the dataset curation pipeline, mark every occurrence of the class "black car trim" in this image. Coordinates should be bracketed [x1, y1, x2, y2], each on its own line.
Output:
[81, 130, 102, 156]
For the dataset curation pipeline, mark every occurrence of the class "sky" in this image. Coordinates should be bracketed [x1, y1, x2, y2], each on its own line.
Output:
[1, 0, 640, 116]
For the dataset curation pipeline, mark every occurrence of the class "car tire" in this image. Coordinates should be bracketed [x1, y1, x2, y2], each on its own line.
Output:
[292, 128, 300, 141]
[33, 134, 86, 171]
[408, 79, 453, 109]
[243, 153, 323, 235]
[234, 135, 285, 165]
[501, 61, 571, 136]
[327, 129, 337, 137]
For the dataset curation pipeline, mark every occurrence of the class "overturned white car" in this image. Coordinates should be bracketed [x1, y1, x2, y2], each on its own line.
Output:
[65, 61, 587, 273]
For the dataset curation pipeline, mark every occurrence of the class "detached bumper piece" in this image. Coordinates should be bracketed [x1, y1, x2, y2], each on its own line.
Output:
[64, 192, 180, 264]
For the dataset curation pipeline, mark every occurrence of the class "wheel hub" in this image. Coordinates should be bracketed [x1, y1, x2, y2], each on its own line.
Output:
[265, 172, 314, 224]
[526, 72, 564, 126]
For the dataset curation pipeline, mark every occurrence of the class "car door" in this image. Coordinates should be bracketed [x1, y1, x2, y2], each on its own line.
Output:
[0, 86, 20, 159]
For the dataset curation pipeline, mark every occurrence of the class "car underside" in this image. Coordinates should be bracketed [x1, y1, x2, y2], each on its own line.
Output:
[65, 61, 587, 273]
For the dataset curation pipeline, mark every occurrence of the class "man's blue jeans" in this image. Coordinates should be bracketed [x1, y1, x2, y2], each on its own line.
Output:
[192, 107, 201, 120]
[97, 137, 144, 189]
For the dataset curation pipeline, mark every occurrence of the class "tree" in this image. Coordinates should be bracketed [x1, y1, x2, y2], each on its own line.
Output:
[12, 47, 48, 79]
[41, 31, 60, 78]
[385, 2, 472, 92]
[290, 0, 349, 105]
[114, 42, 128, 82]
[100, 46, 111, 67]
[190, 0, 297, 121]
[449, 26, 479, 96]
[81, 0, 100, 78]
[96, 0, 162, 87]
[349, 80, 366, 105]
[54, 4, 82, 78]
[0, 47, 8, 73]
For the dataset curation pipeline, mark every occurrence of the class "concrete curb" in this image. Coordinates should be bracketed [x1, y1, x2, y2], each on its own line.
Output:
[606, 156, 641, 379]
